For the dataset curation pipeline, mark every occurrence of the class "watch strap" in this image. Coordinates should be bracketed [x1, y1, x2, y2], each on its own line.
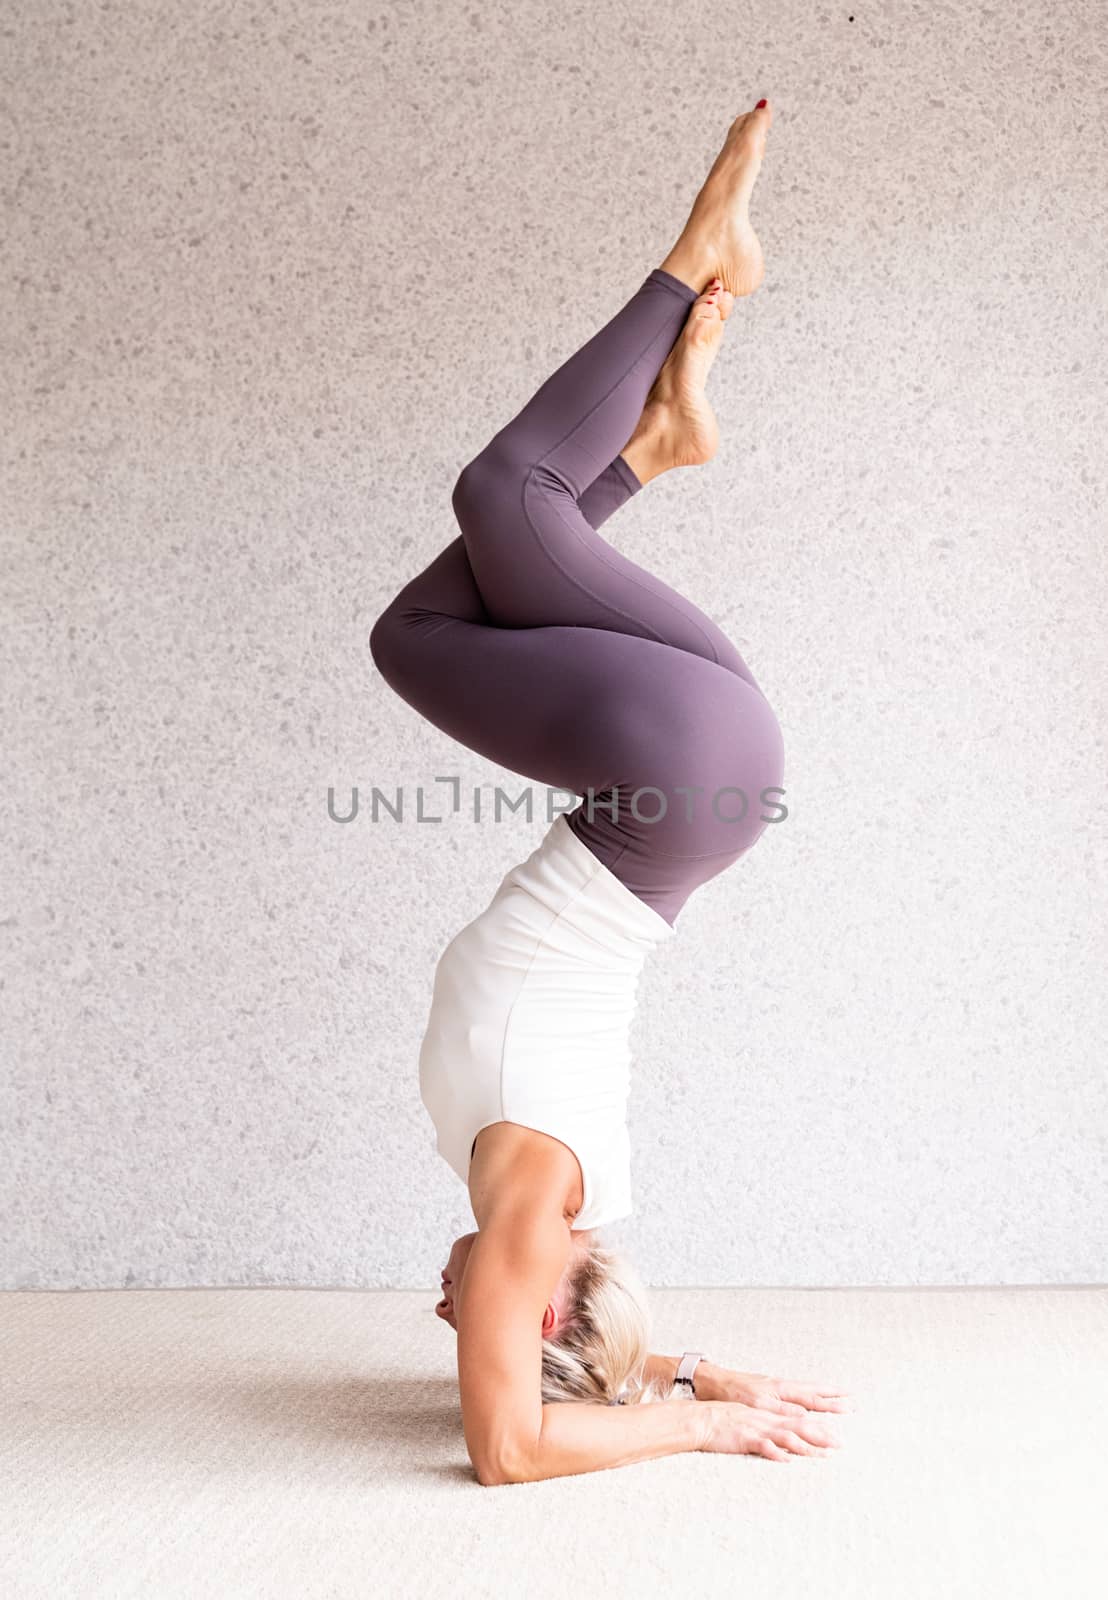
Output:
[673, 1350, 704, 1397]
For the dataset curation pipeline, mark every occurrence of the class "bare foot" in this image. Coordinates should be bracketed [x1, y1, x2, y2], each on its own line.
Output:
[660, 99, 773, 299]
[622, 280, 736, 481]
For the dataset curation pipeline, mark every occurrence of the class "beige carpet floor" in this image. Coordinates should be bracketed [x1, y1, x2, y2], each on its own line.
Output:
[1, 1287, 1105, 1599]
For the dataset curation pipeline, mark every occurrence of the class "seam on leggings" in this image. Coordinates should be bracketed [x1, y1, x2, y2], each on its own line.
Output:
[535, 301, 680, 478]
[610, 453, 642, 495]
[627, 838, 760, 862]
[523, 466, 726, 669]
[520, 293, 726, 666]
[580, 824, 763, 864]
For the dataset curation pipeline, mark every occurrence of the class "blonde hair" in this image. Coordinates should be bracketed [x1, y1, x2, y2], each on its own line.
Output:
[540, 1237, 670, 1406]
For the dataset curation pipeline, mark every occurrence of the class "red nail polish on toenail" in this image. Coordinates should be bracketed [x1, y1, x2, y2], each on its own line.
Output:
[756, 98, 767, 109]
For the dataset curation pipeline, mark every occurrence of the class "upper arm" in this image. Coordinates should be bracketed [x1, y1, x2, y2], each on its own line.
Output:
[454, 1199, 571, 1485]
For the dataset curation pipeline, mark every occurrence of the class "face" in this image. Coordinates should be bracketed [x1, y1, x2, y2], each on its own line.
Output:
[435, 1231, 478, 1331]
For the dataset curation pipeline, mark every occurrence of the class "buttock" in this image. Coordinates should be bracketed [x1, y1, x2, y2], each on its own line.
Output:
[566, 650, 785, 910]
[570, 652, 787, 851]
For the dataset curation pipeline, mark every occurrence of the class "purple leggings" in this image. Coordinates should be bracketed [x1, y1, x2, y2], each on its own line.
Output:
[369, 266, 785, 925]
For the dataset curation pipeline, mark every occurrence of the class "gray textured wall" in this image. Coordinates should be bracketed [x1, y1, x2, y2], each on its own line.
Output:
[3, 1, 1106, 1290]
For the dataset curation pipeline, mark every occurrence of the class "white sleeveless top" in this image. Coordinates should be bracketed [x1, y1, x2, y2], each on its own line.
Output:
[418, 814, 676, 1229]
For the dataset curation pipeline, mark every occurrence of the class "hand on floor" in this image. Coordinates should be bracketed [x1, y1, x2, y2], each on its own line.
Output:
[695, 1361, 854, 1413]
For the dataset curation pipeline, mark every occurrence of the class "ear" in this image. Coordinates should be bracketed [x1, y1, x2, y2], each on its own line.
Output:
[541, 1300, 557, 1336]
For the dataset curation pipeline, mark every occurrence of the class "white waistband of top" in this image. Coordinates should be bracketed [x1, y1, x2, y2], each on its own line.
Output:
[507, 813, 678, 956]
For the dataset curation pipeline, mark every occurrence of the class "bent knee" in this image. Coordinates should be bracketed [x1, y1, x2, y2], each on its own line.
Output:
[451, 441, 526, 525]
[368, 601, 413, 686]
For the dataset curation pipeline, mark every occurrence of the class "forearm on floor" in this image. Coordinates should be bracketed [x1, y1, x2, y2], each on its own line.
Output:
[494, 1395, 707, 1485]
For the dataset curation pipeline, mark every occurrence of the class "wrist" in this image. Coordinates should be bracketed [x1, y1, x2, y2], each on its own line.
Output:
[645, 1351, 720, 1401]
[690, 1399, 719, 1451]
[688, 1358, 726, 1402]
[643, 1352, 680, 1391]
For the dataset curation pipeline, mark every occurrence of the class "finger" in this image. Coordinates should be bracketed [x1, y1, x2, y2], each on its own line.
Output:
[746, 1405, 795, 1426]
[759, 1438, 791, 1461]
[774, 1410, 839, 1445]
[779, 1429, 839, 1455]
[800, 1426, 841, 1448]
[751, 1394, 808, 1416]
[746, 1402, 838, 1442]
[780, 1387, 855, 1411]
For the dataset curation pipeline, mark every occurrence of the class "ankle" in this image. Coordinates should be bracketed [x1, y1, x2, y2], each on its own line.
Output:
[657, 238, 713, 297]
[621, 411, 671, 487]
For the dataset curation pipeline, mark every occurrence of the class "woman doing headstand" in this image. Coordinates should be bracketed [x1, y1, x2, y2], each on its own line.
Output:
[370, 100, 850, 1484]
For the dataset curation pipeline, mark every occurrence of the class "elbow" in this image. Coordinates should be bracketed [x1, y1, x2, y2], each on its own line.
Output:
[470, 1440, 534, 1488]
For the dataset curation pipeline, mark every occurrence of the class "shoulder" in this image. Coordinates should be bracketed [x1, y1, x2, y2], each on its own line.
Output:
[469, 1121, 584, 1228]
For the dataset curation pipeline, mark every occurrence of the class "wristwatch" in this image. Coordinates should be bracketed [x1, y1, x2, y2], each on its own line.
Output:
[672, 1351, 704, 1399]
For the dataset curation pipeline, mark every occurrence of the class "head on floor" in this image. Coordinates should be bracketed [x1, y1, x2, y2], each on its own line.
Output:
[436, 1230, 669, 1406]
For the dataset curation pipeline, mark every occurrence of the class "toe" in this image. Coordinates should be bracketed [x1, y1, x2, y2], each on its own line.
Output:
[687, 278, 735, 336]
[686, 301, 727, 349]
